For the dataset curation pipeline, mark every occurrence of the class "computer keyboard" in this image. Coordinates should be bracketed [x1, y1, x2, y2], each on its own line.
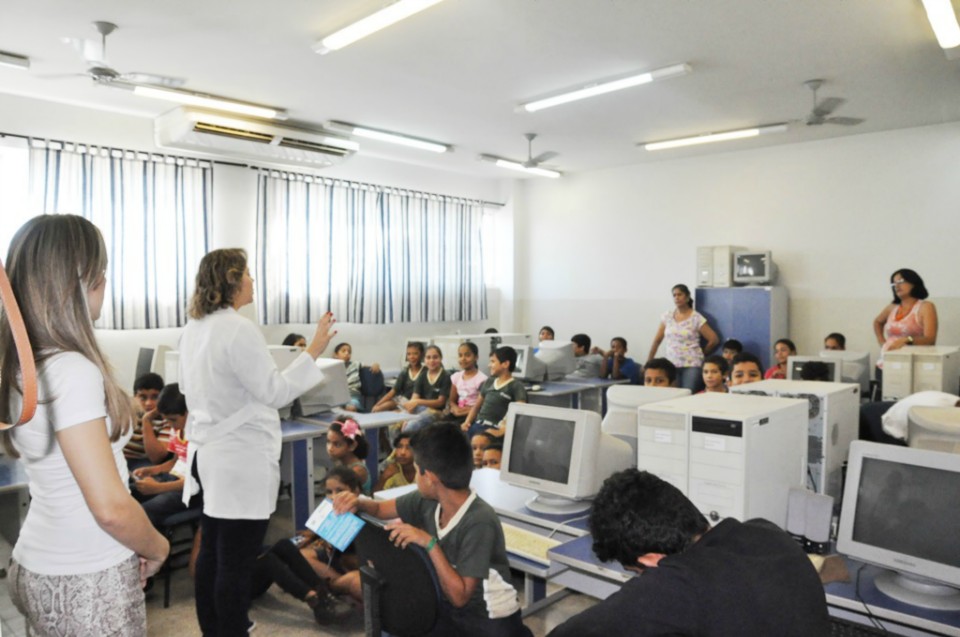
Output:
[829, 616, 889, 636]
[500, 522, 561, 566]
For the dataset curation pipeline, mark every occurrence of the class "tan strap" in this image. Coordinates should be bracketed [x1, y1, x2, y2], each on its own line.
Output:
[0, 257, 37, 430]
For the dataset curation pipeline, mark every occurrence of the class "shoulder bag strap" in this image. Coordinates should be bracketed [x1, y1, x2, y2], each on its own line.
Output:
[0, 257, 37, 430]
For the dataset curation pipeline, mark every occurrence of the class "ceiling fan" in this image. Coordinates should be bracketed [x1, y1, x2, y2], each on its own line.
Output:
[57, 21, 184, 88]
[521, 133, 559, 168]
[803, 79, 864, 127]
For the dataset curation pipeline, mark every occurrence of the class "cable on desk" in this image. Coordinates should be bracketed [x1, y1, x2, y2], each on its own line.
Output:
[854, 563, 888, 633]
[545, 513, 590, 540]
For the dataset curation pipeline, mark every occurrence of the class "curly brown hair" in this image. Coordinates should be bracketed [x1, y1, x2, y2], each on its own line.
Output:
[189, 248, 247, 319]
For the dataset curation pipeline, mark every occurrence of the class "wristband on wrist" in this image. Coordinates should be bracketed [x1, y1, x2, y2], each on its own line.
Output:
[425, 536, 438, 552]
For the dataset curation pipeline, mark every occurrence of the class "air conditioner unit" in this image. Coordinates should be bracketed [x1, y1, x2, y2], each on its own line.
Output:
[154, 107, 359, 168]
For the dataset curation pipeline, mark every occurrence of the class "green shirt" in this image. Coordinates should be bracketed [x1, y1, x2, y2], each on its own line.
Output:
[393, 367, 422, 400]
[412, 368, 451, 402]
[394, 490, 519, 618]
[476, 377, 527, 425]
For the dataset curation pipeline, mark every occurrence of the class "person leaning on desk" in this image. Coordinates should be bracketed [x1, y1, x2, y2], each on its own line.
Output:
[548, 470, 829, 637]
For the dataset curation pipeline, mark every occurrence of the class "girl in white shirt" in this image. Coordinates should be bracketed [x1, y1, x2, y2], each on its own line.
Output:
[178, 248, 336, 636]
[1, 215, 169, 636]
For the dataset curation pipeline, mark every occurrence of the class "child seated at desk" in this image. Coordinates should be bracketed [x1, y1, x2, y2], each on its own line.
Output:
[470, 432, 495, 469]
[481, 444, 502, 470]
[124, 372, 169, 471]
[700, 355, 729, 393]
[448, 342, 488, 421]
[131, 384, 201, 527]
[462, 346, 527, 439]
[333, 423, 532, 637]
[600, 337, 641, 385]
[401, 345, 451, 433]
[326, 420, 371, 494]
[372, 342, 424, 412]
[643, 358, 677, 387]
[333, 343, 381, 412]
[568, 333, 603, 379]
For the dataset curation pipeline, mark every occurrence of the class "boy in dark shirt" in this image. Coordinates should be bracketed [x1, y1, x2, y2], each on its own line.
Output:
[462, 346, 527, 439]
[549, 470, 829, 637]
[334, 423, 531, 637]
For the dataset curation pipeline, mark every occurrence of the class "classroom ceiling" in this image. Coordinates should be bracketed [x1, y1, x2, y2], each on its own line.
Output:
[1, 0, 960, 178]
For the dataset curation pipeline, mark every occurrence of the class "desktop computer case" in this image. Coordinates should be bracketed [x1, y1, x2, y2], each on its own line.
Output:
[731, 380, 859, 502]
[882, 345, 960, 401]
[637, 393, 807, 529]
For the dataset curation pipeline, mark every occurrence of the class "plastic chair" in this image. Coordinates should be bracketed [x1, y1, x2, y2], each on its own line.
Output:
[157, 507, 202, 608]
[354, 514, 440, 636]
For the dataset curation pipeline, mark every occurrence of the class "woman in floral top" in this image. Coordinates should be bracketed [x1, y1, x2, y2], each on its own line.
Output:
[647, 284, 719, 392]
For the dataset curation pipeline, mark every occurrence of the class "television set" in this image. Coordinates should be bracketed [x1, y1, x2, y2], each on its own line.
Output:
[785, 356, 842, 383]
[819, 349, 871, 395]
[500, 403, 633, 514]
[733, 250, 776, 285]
[513, 345, 547, 382]
[534, 341, 577, 381]
[837, 441, 960, 610]
[295, 358, 352, 417]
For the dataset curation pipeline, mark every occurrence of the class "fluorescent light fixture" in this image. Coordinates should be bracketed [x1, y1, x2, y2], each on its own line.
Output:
[314, 0, 447, 54]
[642, 123, 788, 151]
[922, 0, 960, 49]
[130, 85, 287, 120]
[0, 51, 30, 70]
[517, 63, 691, 113]
[325, 121, 450, 153]
[478, 154, 561, 178]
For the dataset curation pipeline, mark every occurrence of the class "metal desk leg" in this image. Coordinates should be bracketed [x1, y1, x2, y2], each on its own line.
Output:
[520, 573, 572, 617]
[290, 438, 314, 529]
[366, 428, 380, 488]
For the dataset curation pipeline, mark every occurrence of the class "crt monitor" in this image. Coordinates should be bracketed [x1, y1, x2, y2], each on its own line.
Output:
[500, 403, 633, 515]
[513, 345, 547, 382]
[837, 440, 960, 610]
[820, 350, 871, 395]
[296, 358, 352, 417]
[733, 250, 775, 285]
[785, 356, 842, 382]
[534, 341, 576, 381]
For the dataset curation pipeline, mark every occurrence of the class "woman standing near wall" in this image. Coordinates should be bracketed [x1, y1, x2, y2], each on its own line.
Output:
[647, 284, 719, 392]
[178, 248, 336, 635]
[872, 268, 938, 388]
[2, 215, 169, 636]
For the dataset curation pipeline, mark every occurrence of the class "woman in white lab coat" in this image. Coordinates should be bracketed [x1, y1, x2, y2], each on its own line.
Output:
[178, 248, 335, 636]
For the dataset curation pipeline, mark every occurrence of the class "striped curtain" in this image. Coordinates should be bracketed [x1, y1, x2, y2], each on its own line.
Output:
[29, 140, 212, 329]
[257, 170, 487, 324]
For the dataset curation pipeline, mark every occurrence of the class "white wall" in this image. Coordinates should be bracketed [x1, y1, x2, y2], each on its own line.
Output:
[0, 92, 512, 387]
[515, 122, 960, 366]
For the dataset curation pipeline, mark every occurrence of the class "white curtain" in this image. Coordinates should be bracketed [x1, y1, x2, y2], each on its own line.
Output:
[30, 141, 212, 329]
[257, 171, 487, 325]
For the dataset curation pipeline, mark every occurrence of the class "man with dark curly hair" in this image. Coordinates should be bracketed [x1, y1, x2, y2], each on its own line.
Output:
[548, 470, 829, 637]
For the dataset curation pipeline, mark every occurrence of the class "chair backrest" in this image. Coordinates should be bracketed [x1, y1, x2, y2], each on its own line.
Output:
[360, 367, 386, 397]
[908, 406, 960, 454]
[354, 514, 439, 636]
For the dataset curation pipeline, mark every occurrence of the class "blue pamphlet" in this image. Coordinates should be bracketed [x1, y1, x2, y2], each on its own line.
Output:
[305, 498, 365, 552]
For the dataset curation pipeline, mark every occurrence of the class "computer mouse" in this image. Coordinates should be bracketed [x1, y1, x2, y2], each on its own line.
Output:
[530, 384, 542, 392]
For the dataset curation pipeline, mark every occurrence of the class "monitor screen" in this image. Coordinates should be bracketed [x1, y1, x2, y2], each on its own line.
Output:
[733, 251, 774, 284]
[507, 413, 576, 484]
[786, 357, 839, 382]
[838, 441, 960, 610]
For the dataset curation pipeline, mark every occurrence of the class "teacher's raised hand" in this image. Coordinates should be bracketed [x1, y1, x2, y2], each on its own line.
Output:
[306, 311, 338, 359]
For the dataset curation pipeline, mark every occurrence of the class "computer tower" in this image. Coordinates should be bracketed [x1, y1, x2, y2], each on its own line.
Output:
[882, 345, 960, 400]
[731, 379, 859, 502]
[696, 245, 745, 288]
[637, 393, 807, 528]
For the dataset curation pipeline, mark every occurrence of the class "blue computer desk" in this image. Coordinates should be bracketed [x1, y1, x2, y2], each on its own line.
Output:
[825, 556, 960, 636]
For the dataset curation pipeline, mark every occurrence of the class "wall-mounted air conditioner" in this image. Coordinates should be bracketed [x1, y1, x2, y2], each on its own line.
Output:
[154, 107, 358, 169]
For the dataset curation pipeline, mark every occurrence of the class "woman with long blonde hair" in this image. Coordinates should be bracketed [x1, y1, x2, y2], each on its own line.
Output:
[1, 214, 169, 636]
[178, 248, 338, 634]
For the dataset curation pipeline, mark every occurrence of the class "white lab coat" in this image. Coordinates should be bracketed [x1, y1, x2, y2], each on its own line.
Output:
[178, 307, 323, 519]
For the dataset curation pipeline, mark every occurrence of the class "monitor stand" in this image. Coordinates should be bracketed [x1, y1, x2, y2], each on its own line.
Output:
[525, 494, 590, 516]
[875, 570, 960, 611]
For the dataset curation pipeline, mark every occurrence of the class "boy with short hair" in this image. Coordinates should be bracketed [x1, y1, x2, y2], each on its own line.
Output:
[730, 352, 764, 386]
[334, 424, 531, 637]
[132, 383, 201, 527]
[567, 333, 603, 379]
[721, 339, 743, 362]
[124, 372, 170, 470]
[824, 333, 846, 351]
[643, 358, 677, 387]
[482, 445, 503, 470]
[600, 337, 641, 385]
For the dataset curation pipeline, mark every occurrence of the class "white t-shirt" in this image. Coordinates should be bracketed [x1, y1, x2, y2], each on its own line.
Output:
[9, 352, 134, 575]
[881, 391, 960, 440]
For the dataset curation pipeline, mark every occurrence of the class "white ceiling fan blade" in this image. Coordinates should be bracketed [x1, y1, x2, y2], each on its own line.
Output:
[531, 150, 559, 164]
[121, 72, 186, 88]
[812, 97, 845, 118]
